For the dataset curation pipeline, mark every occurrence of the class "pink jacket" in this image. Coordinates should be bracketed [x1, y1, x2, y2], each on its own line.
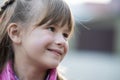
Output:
[0, 61, 57, 80]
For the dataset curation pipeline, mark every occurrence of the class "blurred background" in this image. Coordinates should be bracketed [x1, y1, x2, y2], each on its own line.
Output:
[59, 0, 120, 80]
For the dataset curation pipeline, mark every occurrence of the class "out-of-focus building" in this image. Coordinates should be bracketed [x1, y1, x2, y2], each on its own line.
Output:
[69, 0, 120, 55]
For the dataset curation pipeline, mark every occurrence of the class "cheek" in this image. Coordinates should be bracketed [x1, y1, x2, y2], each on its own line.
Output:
[26, 33, 53, 52]
[65, 43, 69, 54]
[63, 42, 69, 56]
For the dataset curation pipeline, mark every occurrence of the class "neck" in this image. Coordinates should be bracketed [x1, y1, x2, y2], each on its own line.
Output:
[13, 57, 48, 80]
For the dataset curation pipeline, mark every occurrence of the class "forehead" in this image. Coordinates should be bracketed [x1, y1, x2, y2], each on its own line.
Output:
[27, 0, 73, 32]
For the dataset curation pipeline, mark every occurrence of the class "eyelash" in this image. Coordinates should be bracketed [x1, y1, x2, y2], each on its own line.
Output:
[47, 26, 69, 39]
[63, 33, 69, 38]
[48, 26, 55, 32]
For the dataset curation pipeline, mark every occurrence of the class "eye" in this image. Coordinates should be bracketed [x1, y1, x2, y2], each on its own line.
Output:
[48, 26, 55, 32]
[63, 33, 69, 38]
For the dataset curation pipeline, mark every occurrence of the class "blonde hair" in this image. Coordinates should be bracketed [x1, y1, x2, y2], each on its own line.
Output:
[0, 0, 74, 79]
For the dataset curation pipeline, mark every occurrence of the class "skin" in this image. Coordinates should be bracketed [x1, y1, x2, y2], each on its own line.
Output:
[1, 0, 73, 80]
[7, 21, 70, 80]
[6, 0, 72, 80]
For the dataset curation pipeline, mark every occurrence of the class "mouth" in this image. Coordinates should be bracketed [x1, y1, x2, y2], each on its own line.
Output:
[47, 48, 62, 56]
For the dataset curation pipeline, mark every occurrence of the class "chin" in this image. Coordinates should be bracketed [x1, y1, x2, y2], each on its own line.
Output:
[42, 57, 62, 69]
[47, 61, 60, 69]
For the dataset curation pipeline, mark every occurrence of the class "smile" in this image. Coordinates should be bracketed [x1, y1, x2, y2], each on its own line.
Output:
[47, 48, 62, 56]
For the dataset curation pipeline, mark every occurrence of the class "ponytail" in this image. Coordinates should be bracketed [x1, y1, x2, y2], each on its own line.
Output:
[0, 0, 15, 73]
[0, 34, 12, 73]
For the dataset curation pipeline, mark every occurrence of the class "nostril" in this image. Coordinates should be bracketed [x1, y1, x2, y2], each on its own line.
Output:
[47, 49, 51, 51]
[56, 43, 65, 48]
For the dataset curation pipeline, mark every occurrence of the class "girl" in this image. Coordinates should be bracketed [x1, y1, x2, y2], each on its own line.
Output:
[0, 0, 74, 80]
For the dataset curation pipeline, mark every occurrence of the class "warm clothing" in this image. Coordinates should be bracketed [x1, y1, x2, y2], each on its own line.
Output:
[0, 61, 57, 80]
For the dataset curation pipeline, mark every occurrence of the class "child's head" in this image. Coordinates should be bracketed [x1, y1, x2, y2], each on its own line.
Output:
[0, 0, 74, 72]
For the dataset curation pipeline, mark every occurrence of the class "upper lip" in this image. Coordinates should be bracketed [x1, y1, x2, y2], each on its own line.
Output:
[47, 48, 63, 55]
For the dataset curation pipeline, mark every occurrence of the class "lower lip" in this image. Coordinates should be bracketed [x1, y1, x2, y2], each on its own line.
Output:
[48, 49, 61, 56]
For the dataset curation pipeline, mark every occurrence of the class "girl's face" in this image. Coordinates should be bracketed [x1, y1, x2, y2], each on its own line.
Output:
[20, 22, 70, 69]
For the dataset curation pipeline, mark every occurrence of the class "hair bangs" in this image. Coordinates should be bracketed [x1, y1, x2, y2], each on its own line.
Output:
[36, 0, 73, 32]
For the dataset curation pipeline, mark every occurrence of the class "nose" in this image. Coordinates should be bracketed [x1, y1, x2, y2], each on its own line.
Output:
[54, 33, 66, 48]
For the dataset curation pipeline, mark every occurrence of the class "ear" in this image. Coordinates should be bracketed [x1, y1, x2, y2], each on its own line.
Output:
[7, 23, 22, 44]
